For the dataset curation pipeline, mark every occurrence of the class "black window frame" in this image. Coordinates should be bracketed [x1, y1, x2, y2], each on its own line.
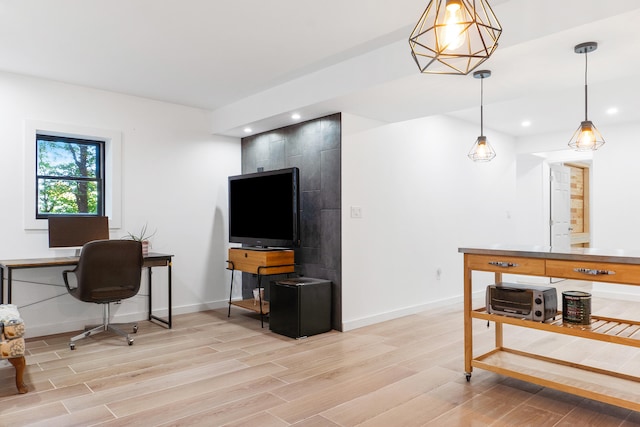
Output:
[35, 134, 105, 219]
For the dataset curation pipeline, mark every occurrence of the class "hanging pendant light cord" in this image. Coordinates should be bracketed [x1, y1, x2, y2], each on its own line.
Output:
[480, 77, 484, 136]
[584, 51, 589, 121]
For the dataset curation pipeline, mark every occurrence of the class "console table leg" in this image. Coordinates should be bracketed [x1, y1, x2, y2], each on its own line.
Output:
[463, 254, 473, 376]
[258, 274, 264, 328]
[494, 272, 503, 348]
[227, 267, 235, 317]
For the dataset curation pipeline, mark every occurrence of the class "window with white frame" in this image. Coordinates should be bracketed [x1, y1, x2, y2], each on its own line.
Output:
[24, 121, 122, 230]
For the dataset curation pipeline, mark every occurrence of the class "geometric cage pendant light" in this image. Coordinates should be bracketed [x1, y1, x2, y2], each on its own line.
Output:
[409, 0, 502, 75]
[468, 70, 496, 162]
[568, 41, 605, 151]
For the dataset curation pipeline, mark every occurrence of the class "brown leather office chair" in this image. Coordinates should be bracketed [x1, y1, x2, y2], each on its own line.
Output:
[63, 239, 143, 350]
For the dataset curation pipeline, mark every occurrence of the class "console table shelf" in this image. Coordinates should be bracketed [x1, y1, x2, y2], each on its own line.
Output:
[473, 348, 640, 410]
[473, 309, 640, 348]
[229, 299, 270, 314]
[460, 245, 640, 412]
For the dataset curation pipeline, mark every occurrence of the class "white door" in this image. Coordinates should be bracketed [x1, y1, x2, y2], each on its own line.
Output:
[550, 163, 571, 249]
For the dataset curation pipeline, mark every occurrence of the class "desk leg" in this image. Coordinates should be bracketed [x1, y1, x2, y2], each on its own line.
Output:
[7, 268, 12, 304]
[148, 263, 172, 329]
[148, 267, 153, 322]
[0, 266, 4, 304]
[167, 261, 172, 329]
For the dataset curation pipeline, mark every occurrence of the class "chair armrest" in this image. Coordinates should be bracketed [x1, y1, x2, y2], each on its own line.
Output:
[62, 269, 75, 291]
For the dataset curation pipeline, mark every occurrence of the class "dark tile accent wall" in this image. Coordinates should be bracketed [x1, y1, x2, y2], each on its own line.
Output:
[240, 113, 342, 330]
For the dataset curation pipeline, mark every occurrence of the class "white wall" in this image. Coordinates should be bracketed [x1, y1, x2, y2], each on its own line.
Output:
[515, 122, 640, 298]
[514, 148, 593, 247]
[587, 122, 640, 250]
[0, 71, 241, 337]
[514, 123, 640, 250]
[341, 113, 517, 330]
[514, 153, 548, 246]
[8, 70, 639, 337]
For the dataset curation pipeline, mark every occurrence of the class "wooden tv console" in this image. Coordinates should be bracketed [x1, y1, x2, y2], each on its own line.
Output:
[459, 245, 640, 411]
[226, 248, 295, 327]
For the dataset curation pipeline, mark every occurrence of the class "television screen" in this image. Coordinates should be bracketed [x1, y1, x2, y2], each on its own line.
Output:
[228, 167, 300, 248]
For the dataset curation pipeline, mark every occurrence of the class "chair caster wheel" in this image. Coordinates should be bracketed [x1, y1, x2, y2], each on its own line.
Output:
[465, 373, 471, 382]
[133, 325, 138, 333]
[128, 338, 134, 346]
[70, 343, 76, 350]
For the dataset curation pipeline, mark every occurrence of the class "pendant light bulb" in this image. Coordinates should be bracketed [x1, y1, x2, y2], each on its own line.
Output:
[570, 120, 604, 151]
[468, 136, 496, 162]
[440, 0, 466, 51]
[476, 138, 489, 157]
[577, 121, 595, 149]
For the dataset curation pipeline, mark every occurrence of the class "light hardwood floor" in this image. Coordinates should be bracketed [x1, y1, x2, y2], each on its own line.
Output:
[1, 284, 639, 426]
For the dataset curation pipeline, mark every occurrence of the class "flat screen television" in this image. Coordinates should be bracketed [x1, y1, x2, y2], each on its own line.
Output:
[228, 167, 300, 248]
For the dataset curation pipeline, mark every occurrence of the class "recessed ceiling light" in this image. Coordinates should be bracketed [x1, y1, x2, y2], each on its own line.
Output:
[291, 113, 301, 120]
[606, 107, 618, 115]
[243, 127, 252, 133]
[521, 120, 531, 127]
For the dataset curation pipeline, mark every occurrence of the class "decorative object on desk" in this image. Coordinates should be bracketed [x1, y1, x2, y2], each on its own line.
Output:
[408, 0, 502, 75]
[569, 42, 605, 151]
[124, 223, 156, 256]
[0, 304, 28, 393]
[468, 69, 496, 162]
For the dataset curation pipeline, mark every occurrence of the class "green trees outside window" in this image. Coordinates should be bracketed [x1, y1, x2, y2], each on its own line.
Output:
[36, 134, 104, 218]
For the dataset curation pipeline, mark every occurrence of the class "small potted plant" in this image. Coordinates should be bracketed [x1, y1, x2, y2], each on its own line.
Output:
[125, 223, 156, 256]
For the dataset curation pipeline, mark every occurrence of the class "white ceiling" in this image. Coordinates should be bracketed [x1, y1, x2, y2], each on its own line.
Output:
[1, 0, 640, 139]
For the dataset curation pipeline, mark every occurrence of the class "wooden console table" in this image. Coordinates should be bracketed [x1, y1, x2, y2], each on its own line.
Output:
[459, 245, 640, 411]
[226, 248, 295, 327]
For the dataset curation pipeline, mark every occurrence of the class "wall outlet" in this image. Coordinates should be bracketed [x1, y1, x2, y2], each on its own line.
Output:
[350, 206, 362, 219]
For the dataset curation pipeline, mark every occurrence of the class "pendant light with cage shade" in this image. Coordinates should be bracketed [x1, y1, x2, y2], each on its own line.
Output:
[569, 42, 605, 151]
[468, 70, 496, 162]
[408, 0, 502, 75]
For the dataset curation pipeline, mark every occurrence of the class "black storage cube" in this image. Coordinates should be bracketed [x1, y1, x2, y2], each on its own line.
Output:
[269, 277, 331, 338]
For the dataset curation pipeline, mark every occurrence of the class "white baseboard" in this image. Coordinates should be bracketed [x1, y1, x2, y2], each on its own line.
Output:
[26, 313, 143, 339]
[341, 294, 466, 332]
[25, 299, 230, 338]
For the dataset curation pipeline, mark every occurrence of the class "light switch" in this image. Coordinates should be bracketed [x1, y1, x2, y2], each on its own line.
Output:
[350, 206, 362, 218]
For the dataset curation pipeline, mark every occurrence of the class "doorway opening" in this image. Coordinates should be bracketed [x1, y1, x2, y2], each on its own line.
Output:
[567, 162, 590, 247]
[549, 161, 591, 248]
